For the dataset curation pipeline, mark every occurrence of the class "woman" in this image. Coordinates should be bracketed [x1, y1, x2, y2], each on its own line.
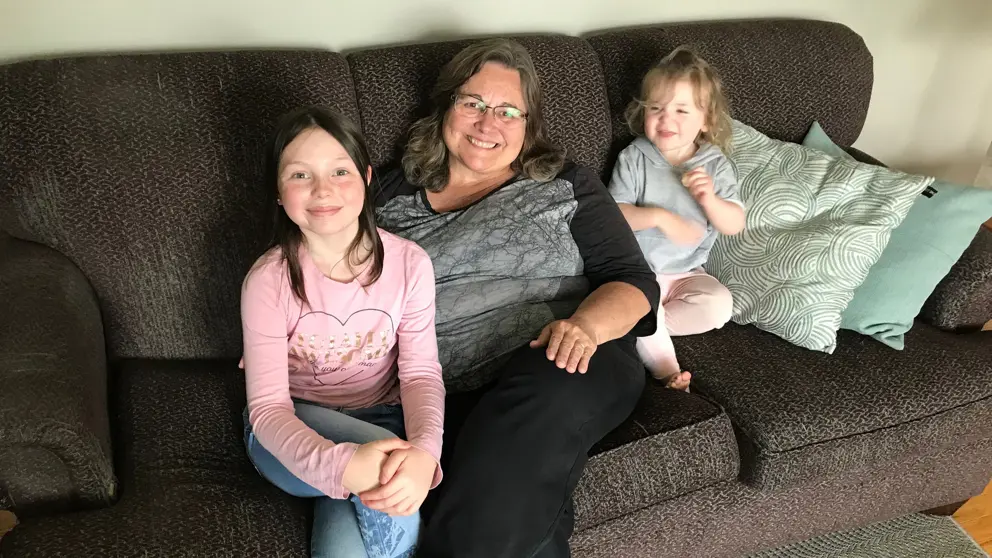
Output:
[366, 38, 659, 557]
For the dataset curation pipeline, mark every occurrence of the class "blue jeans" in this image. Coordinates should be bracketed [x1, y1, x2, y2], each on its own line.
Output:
[243, 401, 419, 558]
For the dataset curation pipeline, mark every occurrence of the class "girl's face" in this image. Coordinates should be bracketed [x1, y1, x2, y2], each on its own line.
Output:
[278, 128, 369, 242]
[643, 79, 709, 160]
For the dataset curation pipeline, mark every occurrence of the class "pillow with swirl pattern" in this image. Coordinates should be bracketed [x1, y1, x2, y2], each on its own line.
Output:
[706, 120, 934, 353]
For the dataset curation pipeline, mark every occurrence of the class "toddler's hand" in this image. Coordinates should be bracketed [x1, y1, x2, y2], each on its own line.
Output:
[359, 446, 437, 516]
[682, 168, 716, 205]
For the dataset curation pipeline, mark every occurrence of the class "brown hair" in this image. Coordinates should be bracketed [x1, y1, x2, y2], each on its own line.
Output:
[402, 38, 565, 192]
[259, 106, 384, 307]
[624, 46, 733, 152]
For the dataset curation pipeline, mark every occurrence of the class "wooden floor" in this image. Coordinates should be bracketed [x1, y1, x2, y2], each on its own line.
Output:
[0, 510, 15, 541]
[956, 479, 992, 553]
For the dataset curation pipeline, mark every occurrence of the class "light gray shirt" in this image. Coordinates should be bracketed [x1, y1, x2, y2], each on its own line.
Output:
[608, 137, 743, 275]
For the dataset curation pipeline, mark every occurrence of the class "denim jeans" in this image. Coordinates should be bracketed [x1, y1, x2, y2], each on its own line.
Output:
[243, 401, 419, 558]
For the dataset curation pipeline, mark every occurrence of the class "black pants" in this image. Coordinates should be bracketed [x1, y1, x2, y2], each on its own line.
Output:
[418, 338, 646, 558]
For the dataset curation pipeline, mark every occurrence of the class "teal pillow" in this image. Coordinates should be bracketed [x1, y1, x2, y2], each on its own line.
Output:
[803, 121, 992, 349]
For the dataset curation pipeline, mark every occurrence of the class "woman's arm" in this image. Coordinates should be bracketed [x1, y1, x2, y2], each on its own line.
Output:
[531, 165, 660, 373]
[571, 281, 650, 345]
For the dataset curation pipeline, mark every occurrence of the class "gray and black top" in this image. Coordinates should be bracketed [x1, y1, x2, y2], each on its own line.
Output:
[375, 163, 660, 393]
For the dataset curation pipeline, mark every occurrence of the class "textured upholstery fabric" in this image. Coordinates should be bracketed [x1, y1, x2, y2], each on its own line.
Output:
[575, 383, 738, 530]
[921, 227, 992, 330]
[570, 436, 992, 558]
[348, 35, 613, 176]
[0, 51, 360, 361]
[0, 236, 115, 515]
[3, 20, 991, 558]
[586, 19, 873, 179]
[1, 360, 310, 557]
[677, 322, 992, 488]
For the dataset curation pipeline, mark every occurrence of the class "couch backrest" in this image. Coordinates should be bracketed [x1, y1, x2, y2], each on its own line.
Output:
[348, 35, 613, 176]
[0, 51, 360, 360]
[0, 20, 875, 361]
[586, 19, 873, 175]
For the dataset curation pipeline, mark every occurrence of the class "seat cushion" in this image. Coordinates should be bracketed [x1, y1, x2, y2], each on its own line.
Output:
[573, 381, 739, 530]
[678, 322, 992, 489]
[2, 360, 309, 557]
[348, 34, 612, 176]
[0, 50, 360, 361]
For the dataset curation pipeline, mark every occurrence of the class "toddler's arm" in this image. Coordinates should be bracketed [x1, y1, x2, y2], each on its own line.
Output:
[617, 203, 706, 246]
[609, 146, 705, 245]
[699, 157, 745, 235]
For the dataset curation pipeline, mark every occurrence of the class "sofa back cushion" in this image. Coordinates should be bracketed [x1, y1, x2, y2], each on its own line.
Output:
[0, 51, 360, 359]
[348, 35, 613, 177]
[586, 19, 873, 176]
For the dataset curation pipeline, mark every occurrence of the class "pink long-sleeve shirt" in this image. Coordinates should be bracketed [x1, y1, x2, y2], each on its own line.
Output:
[241, 229, 444, 499]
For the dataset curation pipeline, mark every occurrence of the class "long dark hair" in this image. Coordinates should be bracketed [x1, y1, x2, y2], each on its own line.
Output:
[262, 106, 384, 306]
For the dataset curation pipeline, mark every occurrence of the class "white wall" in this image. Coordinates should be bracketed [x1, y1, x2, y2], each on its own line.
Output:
[2, 0, 990, 184]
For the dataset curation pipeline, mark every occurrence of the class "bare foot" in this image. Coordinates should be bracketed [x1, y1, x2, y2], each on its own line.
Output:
[664, 371, 692, 391]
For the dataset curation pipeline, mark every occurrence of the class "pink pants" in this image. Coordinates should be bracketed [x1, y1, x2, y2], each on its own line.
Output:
[636, 268, 733, 379]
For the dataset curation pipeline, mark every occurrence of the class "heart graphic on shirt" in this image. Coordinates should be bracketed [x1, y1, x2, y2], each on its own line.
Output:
[289, 309, 396, 386]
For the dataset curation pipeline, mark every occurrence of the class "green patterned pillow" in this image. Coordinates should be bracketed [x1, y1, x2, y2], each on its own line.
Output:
[706, 121, 934, 353]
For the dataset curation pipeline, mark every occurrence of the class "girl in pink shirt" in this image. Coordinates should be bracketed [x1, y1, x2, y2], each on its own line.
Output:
[241, 106, 444, 558]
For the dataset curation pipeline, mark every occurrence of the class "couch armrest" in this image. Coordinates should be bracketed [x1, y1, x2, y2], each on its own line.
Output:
[920, 227, 992, 330]
[0, 233, 116, 516]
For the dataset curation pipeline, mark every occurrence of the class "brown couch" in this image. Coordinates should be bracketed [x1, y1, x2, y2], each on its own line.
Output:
[2, 18, 991, 558]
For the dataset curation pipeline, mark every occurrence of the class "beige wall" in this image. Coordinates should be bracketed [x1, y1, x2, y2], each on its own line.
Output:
[2, 0, 990, 184]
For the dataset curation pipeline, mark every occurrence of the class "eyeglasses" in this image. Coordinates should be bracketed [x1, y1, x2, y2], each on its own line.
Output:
[451, 93, 528, 125]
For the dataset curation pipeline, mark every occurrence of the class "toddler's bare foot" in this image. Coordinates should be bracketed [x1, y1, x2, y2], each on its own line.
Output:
[661, 371, 692, 391]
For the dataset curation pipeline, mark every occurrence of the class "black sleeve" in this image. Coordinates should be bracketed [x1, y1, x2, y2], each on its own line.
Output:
[561, 163, 660, 337]
[372, 166, 418, 208]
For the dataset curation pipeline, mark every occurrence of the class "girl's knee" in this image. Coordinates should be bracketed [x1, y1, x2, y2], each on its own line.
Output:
[710, 284, 734, 327]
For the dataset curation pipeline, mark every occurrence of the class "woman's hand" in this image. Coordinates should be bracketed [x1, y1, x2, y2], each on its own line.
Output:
[342, 438, 412, 495]
[359, 446, 437, 516]
[530, 317, 599, 373]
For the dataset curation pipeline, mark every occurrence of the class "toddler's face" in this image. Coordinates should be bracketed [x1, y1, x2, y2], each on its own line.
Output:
[643, 79, 709, 158]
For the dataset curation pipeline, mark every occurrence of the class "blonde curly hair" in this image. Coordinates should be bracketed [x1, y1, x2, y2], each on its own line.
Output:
[624, 46, 732, 152]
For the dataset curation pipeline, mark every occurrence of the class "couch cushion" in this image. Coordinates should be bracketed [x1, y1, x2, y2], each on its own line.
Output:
[678, 322, 992, 489]
[1, 360, 310, 557]
[586, 19, 873, 178]
[348, 35, 612, 176]
[573, 382, 739, 530]
[0, 50, 360, 361]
